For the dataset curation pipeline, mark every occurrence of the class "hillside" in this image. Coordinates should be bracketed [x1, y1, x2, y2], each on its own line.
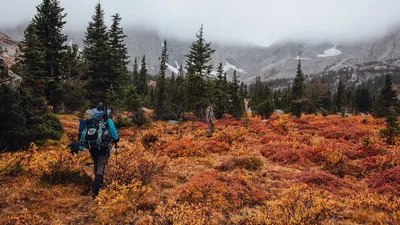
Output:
[1, 113, 399, 224]
[3, 24, 400, 84]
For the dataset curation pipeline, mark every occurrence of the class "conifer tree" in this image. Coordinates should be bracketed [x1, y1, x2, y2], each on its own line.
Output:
[175, 69, 186, 120]
[109, 13, 129, 84]
[229, 70, 245, 119]
[83, 2, 113, 104]
[374, 74, 398, 117]
[185, 25, 216, 76]
[138, 55, 148, 96]
[154, 40, 168, 120]
[212, 62, 229, 118]
[33, 0, 67, 79]
[290, 59, 308, 118]
[335, 79, 345, 112]
[132, 57, 139, 86]
[185, 25, 215, 121]
[380, 106, 399, 145]
[354, 88, 372, 113]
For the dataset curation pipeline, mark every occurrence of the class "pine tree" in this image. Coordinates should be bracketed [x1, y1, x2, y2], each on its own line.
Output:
[83, 2, 113, 104]
[138, 55, 148, 96]
[154, 40, 168, 120]
[374, 74, 398, 117]
[109, 13, 129, 85]
[229, 70, 245, 119]
[290, 60, 308, 118]
[212, 62, 229, 118]
[380, 106, 399, 145]
[354, 88, 372, 113]
[33, 0, 67, 79]
[0, 84, 28, 151]
[335, 79, 345, 112]
[132, 57, 139, 86]
[185, 25, 216, 76]
[184, 25, 215, 121]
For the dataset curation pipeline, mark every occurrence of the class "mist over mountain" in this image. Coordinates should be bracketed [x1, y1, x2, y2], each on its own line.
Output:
[2, 22, 400, 86]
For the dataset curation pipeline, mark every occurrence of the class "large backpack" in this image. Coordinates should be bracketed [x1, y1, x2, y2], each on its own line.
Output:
[80, 116, 112, 150]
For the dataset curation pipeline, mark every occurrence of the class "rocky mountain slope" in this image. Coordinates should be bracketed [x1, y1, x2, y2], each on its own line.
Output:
[2, 24, 400, 84]
[0, 31, 18, 66]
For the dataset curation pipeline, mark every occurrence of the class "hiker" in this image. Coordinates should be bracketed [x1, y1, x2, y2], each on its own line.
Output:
[68, 103, 119, 197]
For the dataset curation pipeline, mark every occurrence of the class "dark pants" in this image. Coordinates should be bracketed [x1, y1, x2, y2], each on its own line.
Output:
[89, 146, 110, 196]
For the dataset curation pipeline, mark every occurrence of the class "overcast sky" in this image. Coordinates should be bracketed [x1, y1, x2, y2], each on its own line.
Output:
[1, 0, 400, 46]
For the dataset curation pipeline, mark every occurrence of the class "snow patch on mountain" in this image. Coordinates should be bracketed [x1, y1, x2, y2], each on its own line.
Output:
[167, 61, 180, 74]
[294, 56, 310, 60]
[317, 45, 342, 58]
[223, 60, 247, 74]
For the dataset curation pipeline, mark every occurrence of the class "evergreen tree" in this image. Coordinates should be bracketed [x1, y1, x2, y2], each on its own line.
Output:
[184, 25, 215, 121]
[33, 0, 68, 111]
[0, 84, 28, 151]
[83, 2, 113, 104]
[354, 88, 372, 113]
[229, 70, 245, 119]
[33, 0, 67, 79]
[380, 106, 399, 145]
[132, 57, 139, 86]
[154, 40, 168, 120]
[138, 55, 148, 96]
[212, 62, 229, 118]
[290, 60, 308, 118]
[175, 70, 186, 120]
[185, 25, 216, 76]
[335, 79, 345, 112]
[109, 13, 129, 85]
[374, 74, 398, 117]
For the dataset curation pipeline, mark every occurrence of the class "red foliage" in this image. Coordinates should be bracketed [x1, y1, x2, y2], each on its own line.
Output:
[203, 140, 230, 153]
[173, 170, 265, 212]
[296, 171, 351, 190]
[300, 146, 326, 164]
[367, 166, 400, 195]
[260, 133, 286, 144]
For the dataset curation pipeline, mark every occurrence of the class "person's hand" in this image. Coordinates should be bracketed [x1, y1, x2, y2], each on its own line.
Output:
[67, 142, 80, 155]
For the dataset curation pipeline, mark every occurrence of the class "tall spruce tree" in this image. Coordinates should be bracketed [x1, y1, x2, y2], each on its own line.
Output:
[109, 13, 129, 85]
[213, 62, 229, 118]
[16, 22, 62, 148]
[33, 0, 67, 79]
[132, 57, 139, 86]
[354, 88, 372, 113]
[138, 55, 148, 96]
[185, 25, 215, 121]
[374, 74, 398, 117]
[175, 68, 186, 120]
[154, 40, 168, 120]
[185, 25, 216, 76]
[33, 0, 68, 111]
[335, 79, 345, 112]
[83, 2, 113, 104]
[229, 70, 245, 119]
[290, 59, 308, 118]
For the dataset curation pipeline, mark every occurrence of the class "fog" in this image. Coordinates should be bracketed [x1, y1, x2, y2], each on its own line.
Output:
[1, 0, 400, 46]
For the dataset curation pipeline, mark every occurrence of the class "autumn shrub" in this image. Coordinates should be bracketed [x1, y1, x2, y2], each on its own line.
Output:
[269, 184, 340, 225]
[213, 126, 248, 144]
[28, 147, 89, 185]
[260, 142, 301, 165]
[202, 140, 230, 153]
[366, 166, 400, 195]
[260, 133, 286, 144]
[155, 200, 212, 225]
[163, 139, 205, 157]
[95, 180, 151, 224]
[300, 146, 326, 165]
[346, 193, 400, 224]
[141, 131, 159, 149]
[105, 147, 166, 186]
[296, 171, 351, 191]
[215, 156, 263, 172]
[172, 170, 265, 214]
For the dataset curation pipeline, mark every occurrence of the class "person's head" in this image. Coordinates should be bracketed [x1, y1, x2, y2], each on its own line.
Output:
[97, 103, 104, 111]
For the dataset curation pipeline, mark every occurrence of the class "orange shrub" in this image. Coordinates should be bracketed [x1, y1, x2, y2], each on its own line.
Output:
[366, 166, 400, 195]
[173, 170, 265, 214]
[296, 171, 351, 191]
[215, 156, 263, 172]
[163, 139, 205, 157]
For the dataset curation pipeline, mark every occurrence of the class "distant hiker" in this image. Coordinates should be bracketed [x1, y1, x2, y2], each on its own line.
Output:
[67, 103, 119, 197]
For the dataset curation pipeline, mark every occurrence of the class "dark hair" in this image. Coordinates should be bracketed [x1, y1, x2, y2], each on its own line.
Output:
[96, 103, 104, 111]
